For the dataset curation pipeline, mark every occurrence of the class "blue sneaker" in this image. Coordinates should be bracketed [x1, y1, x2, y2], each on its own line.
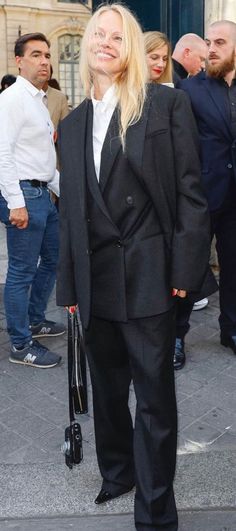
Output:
[9, 340, 61, 368]
[30, 320, 66, 338]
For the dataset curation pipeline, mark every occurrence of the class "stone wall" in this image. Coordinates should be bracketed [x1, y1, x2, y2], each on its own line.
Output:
[205, 0, 236, 30]
[0, 0, 91, 80]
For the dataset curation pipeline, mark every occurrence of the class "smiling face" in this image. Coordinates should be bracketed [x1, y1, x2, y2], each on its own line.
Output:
[146, 44, 168, 82]
[15, 40, 51, 89]
[88, 10, 124, 83]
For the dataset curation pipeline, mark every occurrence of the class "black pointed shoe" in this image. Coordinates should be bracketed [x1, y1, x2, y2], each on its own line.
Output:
[220, 334, 236, 354]
[95, 489, 114, 504]
[173, 338, 186, 370]
[95, 485, 134, 505]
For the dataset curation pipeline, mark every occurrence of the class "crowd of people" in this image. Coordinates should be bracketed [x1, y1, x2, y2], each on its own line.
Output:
[0, 2, 235, 530]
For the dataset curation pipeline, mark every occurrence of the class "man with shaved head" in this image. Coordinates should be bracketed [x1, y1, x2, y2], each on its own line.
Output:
[172, 32, 209, 370]
[177, 20, 236, 358]
[172, 33, 208, 81]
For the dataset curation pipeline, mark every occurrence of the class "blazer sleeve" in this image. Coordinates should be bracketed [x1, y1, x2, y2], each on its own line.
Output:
[170, 90, 211, 291]
[56, 124, 77, 306]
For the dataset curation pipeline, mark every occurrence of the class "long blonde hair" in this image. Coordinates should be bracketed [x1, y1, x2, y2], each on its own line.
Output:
[144, 31, 173, 84]
[79, 3, 148, 147]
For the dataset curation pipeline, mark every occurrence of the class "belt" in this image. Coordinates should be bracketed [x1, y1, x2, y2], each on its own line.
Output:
[22, 179, 48, 188]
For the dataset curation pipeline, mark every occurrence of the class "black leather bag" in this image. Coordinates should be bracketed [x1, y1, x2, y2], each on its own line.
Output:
[62, 308, 88, 469]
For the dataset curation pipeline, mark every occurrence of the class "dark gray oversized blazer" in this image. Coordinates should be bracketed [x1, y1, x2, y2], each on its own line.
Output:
[57, 84, 211, 329]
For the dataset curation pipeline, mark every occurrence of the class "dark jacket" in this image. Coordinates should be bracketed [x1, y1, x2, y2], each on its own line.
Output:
[177, 71, 236, 211]
[57, 84, 211, 329]
[172, 58, 188, 85]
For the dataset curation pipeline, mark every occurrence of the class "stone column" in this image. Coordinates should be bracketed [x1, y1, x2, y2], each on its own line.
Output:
[222, 0, 236, 20]
[205, 0, 236, 32]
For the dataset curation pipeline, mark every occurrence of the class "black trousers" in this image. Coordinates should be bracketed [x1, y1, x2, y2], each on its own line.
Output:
[85, 308, 178, 531]
[176, 204, 236, 339]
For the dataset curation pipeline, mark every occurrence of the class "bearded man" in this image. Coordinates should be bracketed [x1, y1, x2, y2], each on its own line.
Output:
[177, 20, 236, 356]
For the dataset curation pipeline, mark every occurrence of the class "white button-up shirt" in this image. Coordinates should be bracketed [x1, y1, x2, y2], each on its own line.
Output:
[0, 75, 59, 209]
[91, 85, 117, 180]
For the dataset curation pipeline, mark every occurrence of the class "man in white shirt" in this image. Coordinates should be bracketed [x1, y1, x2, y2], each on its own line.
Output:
[0, 32, 64, 368]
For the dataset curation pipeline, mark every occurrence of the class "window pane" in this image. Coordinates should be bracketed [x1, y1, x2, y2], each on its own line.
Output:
[59, 34, 85, 108]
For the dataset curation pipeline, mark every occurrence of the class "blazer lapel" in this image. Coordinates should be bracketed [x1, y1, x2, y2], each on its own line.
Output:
[99, 107, 121, 193]
[86, 101, 120, 230]
[125, 86, 152, 177]
[98, 85, 152, 192]
[204, 76, 233, 141]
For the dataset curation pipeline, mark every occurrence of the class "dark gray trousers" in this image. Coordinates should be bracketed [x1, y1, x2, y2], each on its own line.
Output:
[85, 308, 178, 531]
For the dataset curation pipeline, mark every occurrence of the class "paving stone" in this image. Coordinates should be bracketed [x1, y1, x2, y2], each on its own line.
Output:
[210, 431, 236, 450]
[209, 373, 236, 392]
[0, 426, 29, 456]
[175, 373, 204, 394]
[1, 443, 64, 465]
[0, 396, 15, 412]
[0, 405, 56, 440]
[194, 381, 232, 403]
[0, 510, 235, 531]
[175, 389, 189, 403]
[33, 426, 66, 452]
[201, 407, 236, 434]
[178, 413, 196, 431]
[0, 372, 35, 400]
[178, 394, 215, 418]
[221, 393, 236, 413]
[224, 367, 236, 379]
[0, 234, 236, 522]
[182, 420, 224, 447]
[187, 326, 218, 342]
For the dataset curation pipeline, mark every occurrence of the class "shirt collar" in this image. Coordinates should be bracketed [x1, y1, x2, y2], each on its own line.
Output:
[16, 75, 44, 98]
[91, 84, 117, 112]
[215, 76, 236, 88]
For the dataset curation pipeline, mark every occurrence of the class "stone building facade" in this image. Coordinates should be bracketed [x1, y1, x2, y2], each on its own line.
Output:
[205, 0, 236, 28]
[0, 0, 92, 107]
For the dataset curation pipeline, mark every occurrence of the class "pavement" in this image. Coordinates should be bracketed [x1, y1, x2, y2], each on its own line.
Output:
[0, 222, 236, 530]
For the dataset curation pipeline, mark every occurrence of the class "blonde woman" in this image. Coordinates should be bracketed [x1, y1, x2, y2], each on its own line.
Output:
[144, 30, 173, 84]
[57, 3, 210, 530]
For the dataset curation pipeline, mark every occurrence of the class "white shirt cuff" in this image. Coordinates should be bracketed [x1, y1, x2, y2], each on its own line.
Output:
[7, 194, 26, 210]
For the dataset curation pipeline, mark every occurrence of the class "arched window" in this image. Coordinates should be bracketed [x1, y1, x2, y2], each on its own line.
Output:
[59, 34, 84, 108]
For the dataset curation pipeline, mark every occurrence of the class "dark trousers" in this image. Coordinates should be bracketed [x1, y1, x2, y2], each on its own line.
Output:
[176, 298, 194, 339]
[176, 204, 236, 339]
[85, 308, 178, 531]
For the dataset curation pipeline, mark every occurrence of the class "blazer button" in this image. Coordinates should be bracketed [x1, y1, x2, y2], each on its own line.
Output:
[227, 163, 233, 169]
[115, 240, 123, 247]
[126, 196, 133, 205]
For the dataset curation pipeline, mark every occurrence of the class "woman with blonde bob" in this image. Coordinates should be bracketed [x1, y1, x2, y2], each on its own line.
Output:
[57, 3, 211, 530]
[144, 30, 173, 84]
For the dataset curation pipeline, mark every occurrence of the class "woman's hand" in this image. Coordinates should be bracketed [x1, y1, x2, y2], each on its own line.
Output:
[66, 305, 78, 314]
[172, 288, 187, 298]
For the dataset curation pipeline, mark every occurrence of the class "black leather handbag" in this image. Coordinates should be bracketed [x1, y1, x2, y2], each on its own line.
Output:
[62, 308, 88, 469]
